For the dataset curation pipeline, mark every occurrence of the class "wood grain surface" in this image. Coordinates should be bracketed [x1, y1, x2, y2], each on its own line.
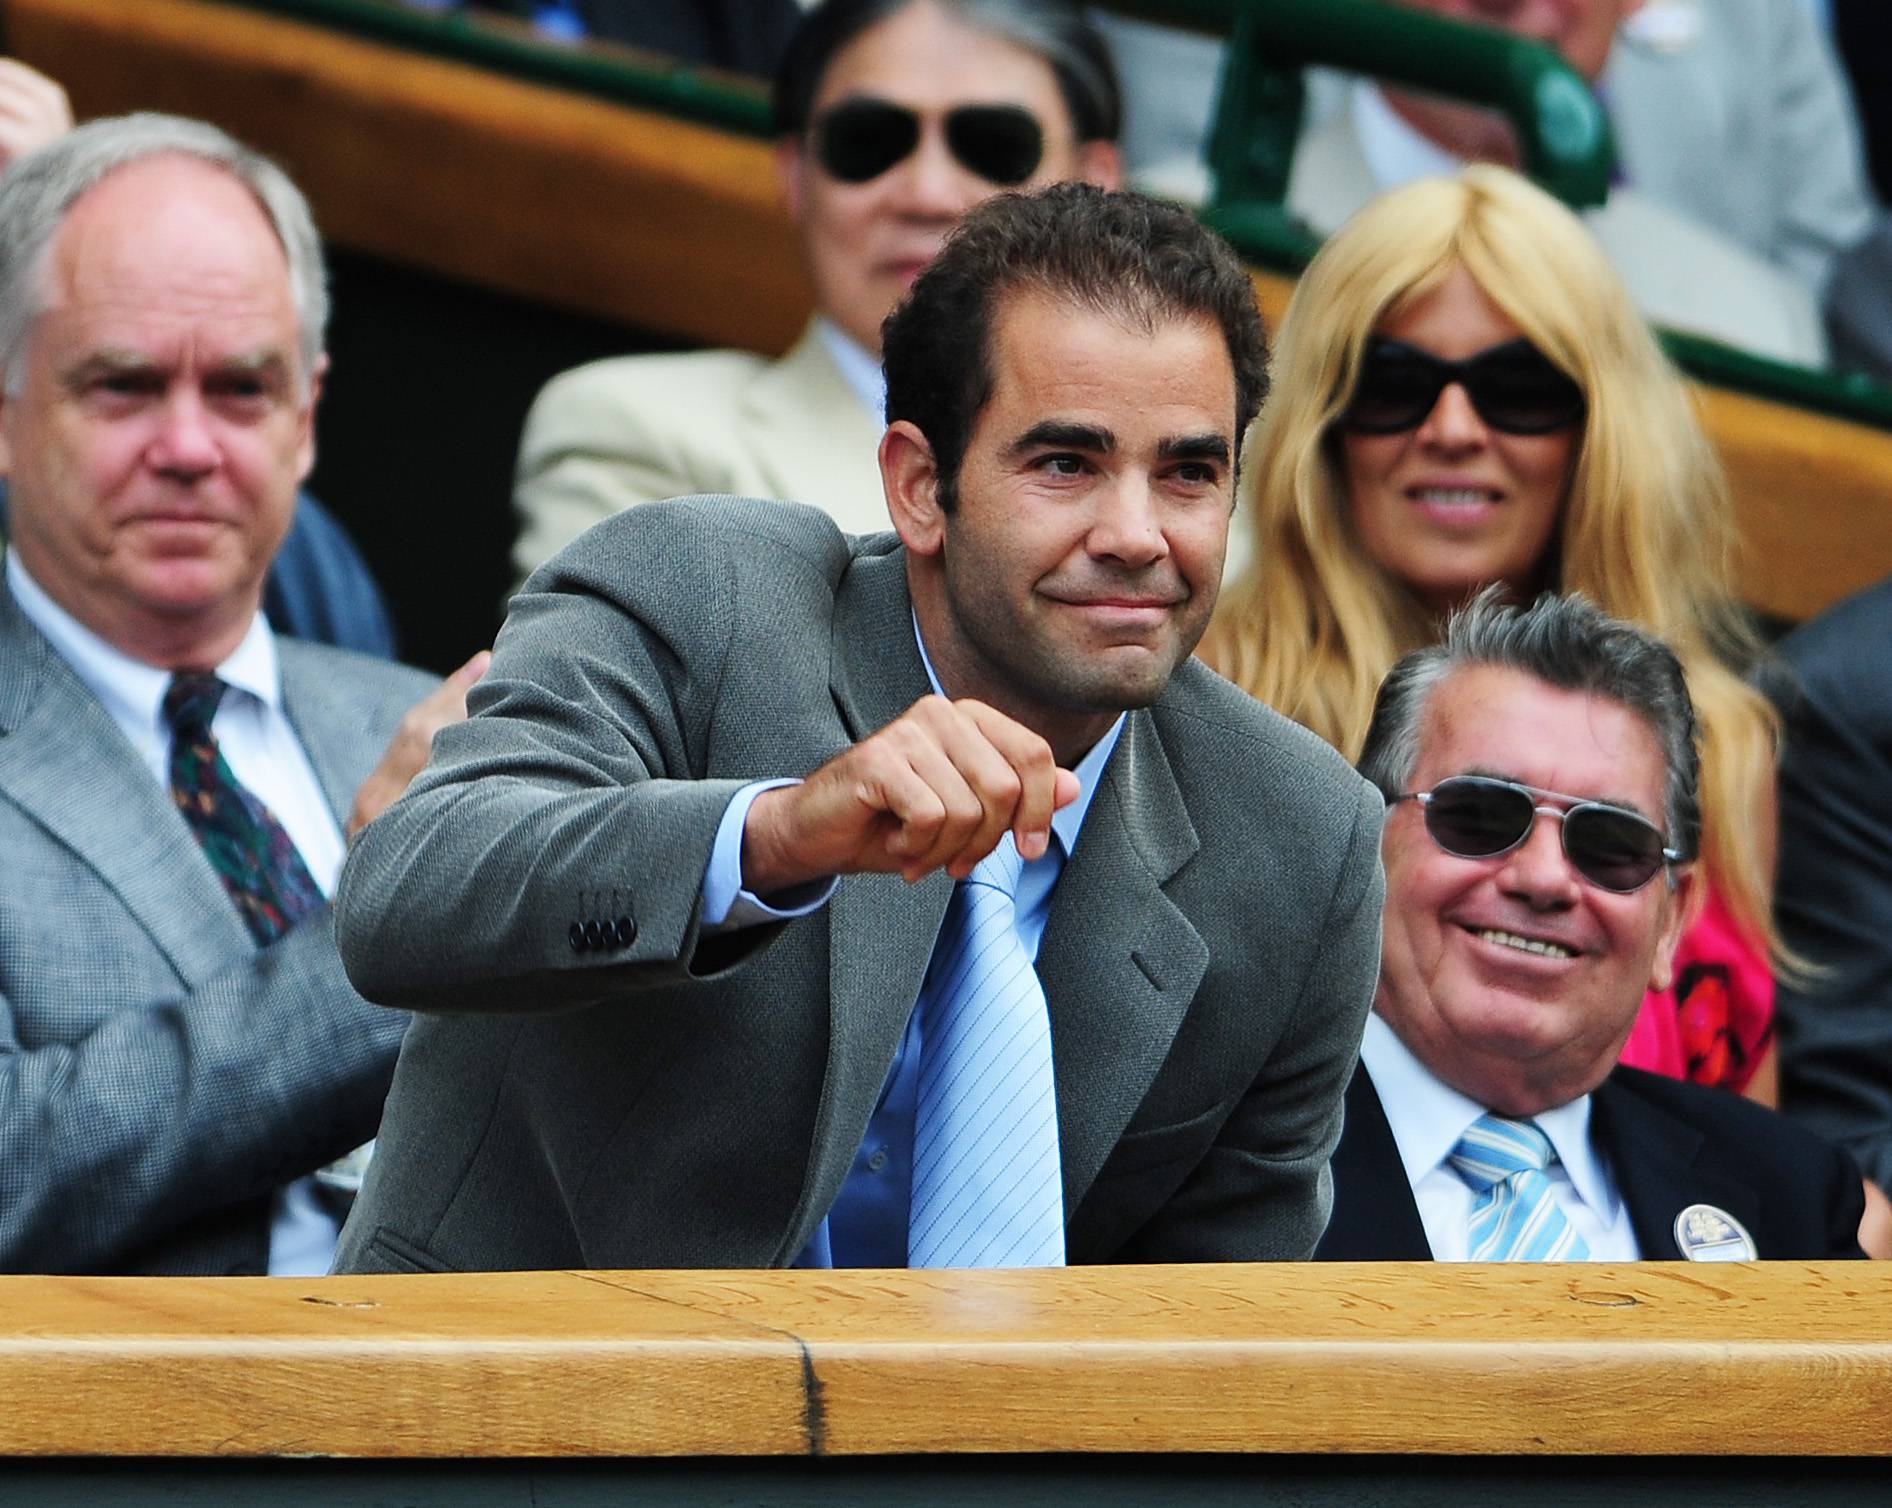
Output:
[0, 1263, 1886, 1458]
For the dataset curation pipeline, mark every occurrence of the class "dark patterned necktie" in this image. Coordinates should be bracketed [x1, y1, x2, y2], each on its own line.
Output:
[164, 672, 324, 946]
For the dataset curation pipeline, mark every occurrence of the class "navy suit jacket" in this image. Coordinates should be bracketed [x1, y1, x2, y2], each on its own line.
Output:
[1317, 1063, 1865, 1261]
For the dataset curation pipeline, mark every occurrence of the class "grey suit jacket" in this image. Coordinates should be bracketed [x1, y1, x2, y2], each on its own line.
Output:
[0, 579, 433, 1274]
[511, 319, 888, 583]
[335, 499, 1386, 1273]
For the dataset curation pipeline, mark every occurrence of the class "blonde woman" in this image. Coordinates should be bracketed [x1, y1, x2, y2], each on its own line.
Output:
[1203, 164, 1780, 1099]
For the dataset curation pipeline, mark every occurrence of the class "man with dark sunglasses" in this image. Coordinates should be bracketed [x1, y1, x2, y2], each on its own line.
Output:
[1317, 590, 1867, 1263]
[510, 0, 1122, 581]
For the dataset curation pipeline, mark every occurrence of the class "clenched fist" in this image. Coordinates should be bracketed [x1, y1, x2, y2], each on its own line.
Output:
[742, 696, 1081, 892]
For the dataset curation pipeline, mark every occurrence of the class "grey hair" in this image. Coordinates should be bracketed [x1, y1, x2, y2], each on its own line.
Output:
[0, 112, 327, 397]
[1357, 588, 1702, 864]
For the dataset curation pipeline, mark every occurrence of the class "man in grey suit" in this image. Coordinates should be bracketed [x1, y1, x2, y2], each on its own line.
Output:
[0, 114, 479, 1275]
[336, 184, 1385, 1274]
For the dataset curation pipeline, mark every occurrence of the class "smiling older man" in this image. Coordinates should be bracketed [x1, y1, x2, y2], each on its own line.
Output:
[1316, 591, 1865, 1262]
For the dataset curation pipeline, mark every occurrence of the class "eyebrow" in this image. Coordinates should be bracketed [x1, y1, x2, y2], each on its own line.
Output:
[62, 347, 294, 388]
[1156, 431, 1232, 464]
[1007, 420, 1114, 458]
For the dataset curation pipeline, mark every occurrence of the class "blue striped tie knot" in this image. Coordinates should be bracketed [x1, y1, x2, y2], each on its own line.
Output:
[908, 834, 1065, 1269]
[1448, 1114, 1591, 1262]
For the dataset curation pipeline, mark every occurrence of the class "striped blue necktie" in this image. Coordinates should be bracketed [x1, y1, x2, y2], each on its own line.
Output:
[908, 835, 1065, 1269]
[1448, 1113, 1591, 1262]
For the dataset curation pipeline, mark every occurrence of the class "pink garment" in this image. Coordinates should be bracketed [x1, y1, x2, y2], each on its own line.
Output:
[1620, 885, 1774, 1093]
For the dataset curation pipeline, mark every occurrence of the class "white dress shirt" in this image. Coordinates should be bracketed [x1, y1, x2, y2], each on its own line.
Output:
[1358, 1012, 1640, 1261]
[7, 552, 350, 1275]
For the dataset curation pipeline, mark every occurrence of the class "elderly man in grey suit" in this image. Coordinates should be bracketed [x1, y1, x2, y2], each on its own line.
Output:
[335, 184, 1384, 1275]
[0, 114, 480, 1275]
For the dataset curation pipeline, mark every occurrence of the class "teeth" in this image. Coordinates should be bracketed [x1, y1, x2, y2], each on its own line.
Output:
[1476, 929, 1573, 960]
[1415, 488, 1494, 506]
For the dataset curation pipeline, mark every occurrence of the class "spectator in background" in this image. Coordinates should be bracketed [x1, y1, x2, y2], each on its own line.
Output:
[1770, 575, 1892, 1249]
[0, 56, 400, 658]
[1201, 167, 1784, 1103]
[509, 0, 1122, 581]
[0, 113, 477, 1274]
[1103, 0, 1863, 367]
[1316, 591, 1869, 1263]
[1286, 0, 1834, 365]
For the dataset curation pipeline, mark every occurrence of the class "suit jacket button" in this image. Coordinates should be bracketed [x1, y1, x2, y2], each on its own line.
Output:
[614, 915, 636, 948]
[568, 922, 587, 953]
[584, 919, 605, 949]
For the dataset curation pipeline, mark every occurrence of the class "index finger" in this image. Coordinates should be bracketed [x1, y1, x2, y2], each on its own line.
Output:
[955, 700, 1074, 862]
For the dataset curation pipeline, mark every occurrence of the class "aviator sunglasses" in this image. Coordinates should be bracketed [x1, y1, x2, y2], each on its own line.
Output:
[1343, 337, 1587, 436]
[812, 97, 1045, 186]
[1393, 775, 1682, 893]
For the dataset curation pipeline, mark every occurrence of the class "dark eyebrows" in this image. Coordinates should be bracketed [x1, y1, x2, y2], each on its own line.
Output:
[1156, 431, 1232, 465]
[1007, 420, 1114, 458]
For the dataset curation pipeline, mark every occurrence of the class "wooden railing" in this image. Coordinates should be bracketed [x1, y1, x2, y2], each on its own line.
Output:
[2, 1263, 1887, 1460]
[8, 0, 1892, 624]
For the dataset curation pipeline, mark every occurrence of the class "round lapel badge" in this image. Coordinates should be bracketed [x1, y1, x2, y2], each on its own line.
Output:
[1673, 1203, 1757, 1262]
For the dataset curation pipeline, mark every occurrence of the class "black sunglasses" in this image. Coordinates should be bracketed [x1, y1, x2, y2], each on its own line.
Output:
[1343, 337, 1586, 436]
[812, 97, 1044, 186]
[1394, 775, 1682, 893]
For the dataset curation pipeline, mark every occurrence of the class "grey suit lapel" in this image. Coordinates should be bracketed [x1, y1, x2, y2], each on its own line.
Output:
[277, 641, 383, 823]
[0, 587, 253, 979]
[781, 543, 956, 1258]
[1039, 710, 1206, 1212]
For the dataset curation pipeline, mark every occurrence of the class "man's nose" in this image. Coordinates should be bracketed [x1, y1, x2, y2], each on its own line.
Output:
[1495, 809, 1581, 909]
[1087, 474, 1168, 567]
[146, 393, 220, 479]
[891, 124, 988, 219]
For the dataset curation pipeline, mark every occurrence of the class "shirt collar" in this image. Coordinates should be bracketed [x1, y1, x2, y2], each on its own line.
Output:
[1352, 80, 1468, 192]
[1359, 1011, 1614, 1218]
[6, 549, 282, 738]
[813, 316, 887, 424]
[911, 612, 1124, 860]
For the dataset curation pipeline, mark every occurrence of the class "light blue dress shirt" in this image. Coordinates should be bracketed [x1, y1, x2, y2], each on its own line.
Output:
[694, 618, 1123, 1267]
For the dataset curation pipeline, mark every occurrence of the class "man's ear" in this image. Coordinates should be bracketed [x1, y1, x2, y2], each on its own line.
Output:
[880, 419, 945, 557]
[774, 138, 807, 221]
[295, 352, 328, 485]
[1077, 139, 1124, 191]
[1647, 861, 1704, 994]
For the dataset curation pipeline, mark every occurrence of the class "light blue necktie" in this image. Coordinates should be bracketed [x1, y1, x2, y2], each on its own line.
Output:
[1449, 1113, 1591, 1262]
[908, 835, 1065, 1269]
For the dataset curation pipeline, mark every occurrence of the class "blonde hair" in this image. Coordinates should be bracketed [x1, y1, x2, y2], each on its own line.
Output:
[1203, 165, 1781, 954]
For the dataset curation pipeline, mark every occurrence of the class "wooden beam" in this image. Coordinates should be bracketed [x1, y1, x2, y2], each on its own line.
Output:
[5, 0, 813, 353]
[0, 1264, 1887, 1458]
